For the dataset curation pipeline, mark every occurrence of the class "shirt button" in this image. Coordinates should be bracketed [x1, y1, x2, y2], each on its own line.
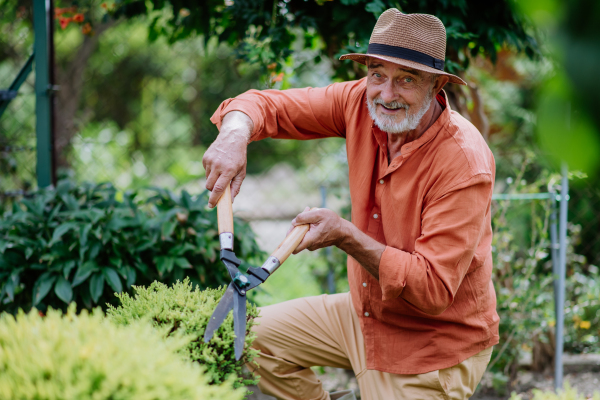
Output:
[364, 312, 370, 317]
[373, 214, 378, 219]
[379, 179, 384, 184]
[363, 282, 367, 287]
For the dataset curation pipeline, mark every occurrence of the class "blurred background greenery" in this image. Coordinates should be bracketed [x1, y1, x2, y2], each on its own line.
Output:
[1, 0, 600, 394]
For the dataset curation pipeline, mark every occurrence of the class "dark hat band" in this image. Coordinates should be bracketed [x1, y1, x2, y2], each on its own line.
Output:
[367, 43, 445, 71]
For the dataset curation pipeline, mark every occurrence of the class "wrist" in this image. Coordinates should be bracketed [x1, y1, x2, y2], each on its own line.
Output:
[336, 218, 355, 251]
[220, 111, 254, 143]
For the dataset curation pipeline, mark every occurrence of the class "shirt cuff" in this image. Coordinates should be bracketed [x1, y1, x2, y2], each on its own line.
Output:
[209, 98, 264, 142]
[378, 246, 412, 301]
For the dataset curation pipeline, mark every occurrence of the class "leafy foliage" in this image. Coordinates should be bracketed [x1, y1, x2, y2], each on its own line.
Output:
[0, 179, 264, 313]
[0, 305, 243, 400]
[509, 382, 600, 400]
[487, 162, 600, 386]
[107, 279, 259, 390]
[76, 0, 538, 78]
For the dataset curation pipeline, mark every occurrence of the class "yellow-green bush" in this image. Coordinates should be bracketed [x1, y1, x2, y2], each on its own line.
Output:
[106, 278, 259, 389]
[510, 383, 600, 400]
[0, 305, 243, 400]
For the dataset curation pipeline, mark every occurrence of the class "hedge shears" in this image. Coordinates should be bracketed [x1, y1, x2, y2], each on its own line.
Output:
[203, 183, 312, 360]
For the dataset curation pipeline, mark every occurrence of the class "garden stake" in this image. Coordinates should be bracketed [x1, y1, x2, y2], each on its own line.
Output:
[203, 183, 313, 360]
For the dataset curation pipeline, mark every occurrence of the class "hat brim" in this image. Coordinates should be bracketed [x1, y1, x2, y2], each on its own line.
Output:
[339, 53, 467, 86]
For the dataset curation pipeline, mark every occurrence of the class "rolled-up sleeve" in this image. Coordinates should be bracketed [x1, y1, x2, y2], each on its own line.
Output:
[210, 80, 365, 141]
[378, 173, 492, 314]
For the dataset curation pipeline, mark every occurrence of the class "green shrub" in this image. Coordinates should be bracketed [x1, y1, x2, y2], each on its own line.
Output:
[0, 305, 243, 400]
[0, 179, 264, 313]
[510, 383, 600, 400]
[107, 278, 259, 389]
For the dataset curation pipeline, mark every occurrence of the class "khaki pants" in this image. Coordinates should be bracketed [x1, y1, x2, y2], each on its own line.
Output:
[248, 293, 492, 400]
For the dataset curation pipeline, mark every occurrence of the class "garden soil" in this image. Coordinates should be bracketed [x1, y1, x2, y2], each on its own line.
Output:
[247, 367, 600, 399]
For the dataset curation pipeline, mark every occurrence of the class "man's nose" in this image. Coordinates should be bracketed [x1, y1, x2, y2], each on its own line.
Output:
[379, 81, 398, 104]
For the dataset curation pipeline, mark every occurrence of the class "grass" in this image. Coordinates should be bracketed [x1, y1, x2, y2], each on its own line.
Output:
[252, 251, 324, 306]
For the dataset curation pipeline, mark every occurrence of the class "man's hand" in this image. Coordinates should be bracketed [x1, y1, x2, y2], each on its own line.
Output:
[290, 207, 386, 280]
[202, 111, 254, 208]
[290, 208, 348, 254]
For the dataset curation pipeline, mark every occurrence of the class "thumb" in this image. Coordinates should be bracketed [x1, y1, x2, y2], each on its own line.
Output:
[294, 207, 313, 225]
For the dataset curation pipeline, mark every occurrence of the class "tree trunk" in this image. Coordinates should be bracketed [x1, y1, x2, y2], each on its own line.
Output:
[54, 21, 116, 169]
[467, 83, 490, 141]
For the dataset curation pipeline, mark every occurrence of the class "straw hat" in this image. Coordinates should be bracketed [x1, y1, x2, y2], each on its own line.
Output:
[340, 9, 466, 85]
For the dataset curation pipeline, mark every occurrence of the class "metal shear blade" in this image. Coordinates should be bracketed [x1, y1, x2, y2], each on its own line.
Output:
[203, 250, 269, 360]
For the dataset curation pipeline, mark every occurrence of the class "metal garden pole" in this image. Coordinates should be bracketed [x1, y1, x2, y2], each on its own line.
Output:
[550, 193, 559, 320]
[33, 0, 54, 187]
[554, 164, 569, 390]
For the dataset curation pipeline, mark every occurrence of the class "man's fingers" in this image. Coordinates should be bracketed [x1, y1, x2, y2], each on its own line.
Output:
[230, 170, 246, 202]
[293, 234, 310, 254]
[207, 176, 232, 208]
[204, 166, 220, 192]
[294, 208, 318, 225]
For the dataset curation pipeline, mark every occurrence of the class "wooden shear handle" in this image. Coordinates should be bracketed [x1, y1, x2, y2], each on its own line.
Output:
[216, 183, 234, 235]
[271, 207, 318, 265]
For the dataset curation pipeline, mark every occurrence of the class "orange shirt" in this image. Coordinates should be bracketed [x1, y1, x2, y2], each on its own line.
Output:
[211, 78, 500, 375]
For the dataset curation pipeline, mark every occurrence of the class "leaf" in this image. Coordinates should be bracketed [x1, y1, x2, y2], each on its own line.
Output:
[173, 266, 184, 282]
[79, 223, 92, 248]
[109, 256, 122, 268]
[365, 0, 385, 16]
[54, 276, 73, 303]
[123, 266, 136, 287]
[49, 222, 79, 247]
[3, 269, 21, 302]
[161, 220, 177, 239]
[32, 272, 57, 305]
[168, 243, 195, 256]
[135, 261, 149, 275]
[88, 242, 101, 259]
[106, 216, 127, 231]
[62, 260, 77, 279]
[174, 257, 192, 269]
[72, 261, 99, 287]
[102, 267, 123, 293]
[135, 240, 155, 251]
[80, 285, 92, 309]
[181, 190, 192, 209]
[154, 256, 175, 276]
[89, 273, 105, 303]
[59, 193, 80, 211]
[0, 240, 13, 253]
[24, 246, 34, 260]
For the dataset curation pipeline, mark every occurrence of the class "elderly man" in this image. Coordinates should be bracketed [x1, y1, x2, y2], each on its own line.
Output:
[203, 9, 499, 400]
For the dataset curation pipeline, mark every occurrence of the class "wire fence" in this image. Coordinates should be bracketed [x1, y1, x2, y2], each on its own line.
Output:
[0, 4, 37, 201]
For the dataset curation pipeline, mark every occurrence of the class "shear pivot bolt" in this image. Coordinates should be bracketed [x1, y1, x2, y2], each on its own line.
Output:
[233, 272, 251, 289]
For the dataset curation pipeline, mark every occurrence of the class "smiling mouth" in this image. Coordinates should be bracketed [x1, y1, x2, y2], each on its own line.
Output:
[379, 104, 406, 112]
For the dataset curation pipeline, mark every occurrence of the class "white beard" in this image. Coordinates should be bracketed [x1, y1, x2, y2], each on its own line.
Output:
[367, 89, 434, 134]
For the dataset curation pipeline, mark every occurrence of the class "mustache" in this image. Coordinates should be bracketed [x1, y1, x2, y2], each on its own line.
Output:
[371, 97, 409, 110]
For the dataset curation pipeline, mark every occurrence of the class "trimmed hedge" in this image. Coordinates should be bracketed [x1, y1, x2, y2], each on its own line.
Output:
[107, 279, 259, 390]
[0, 305, 243, 400]
[509, 384, 600, 400]
[0, 179, 264, 313]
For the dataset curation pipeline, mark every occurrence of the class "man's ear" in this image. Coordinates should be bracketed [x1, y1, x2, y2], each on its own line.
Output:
[434, 75, 450, 93]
